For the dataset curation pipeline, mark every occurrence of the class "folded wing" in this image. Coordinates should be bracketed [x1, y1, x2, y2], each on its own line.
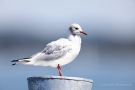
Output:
[31, 38, 72, 61]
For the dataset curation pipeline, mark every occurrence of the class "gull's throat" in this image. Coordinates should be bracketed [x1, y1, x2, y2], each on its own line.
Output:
[68, 34, 81, 44]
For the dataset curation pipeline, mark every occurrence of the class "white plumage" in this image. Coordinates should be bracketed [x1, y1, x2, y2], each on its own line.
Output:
[11, 23, 87, 76]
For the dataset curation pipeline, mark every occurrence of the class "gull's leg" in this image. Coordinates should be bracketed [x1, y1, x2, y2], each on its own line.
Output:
[57, 64, 63, 76]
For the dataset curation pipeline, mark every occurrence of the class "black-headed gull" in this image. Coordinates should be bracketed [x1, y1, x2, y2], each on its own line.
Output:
[11, 23, 87, 76]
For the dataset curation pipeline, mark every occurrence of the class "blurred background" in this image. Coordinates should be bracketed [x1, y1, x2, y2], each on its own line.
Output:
[0, 0, 135, 90]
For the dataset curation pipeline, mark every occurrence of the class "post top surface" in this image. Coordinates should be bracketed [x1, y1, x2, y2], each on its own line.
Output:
[28, 76, 93, 83]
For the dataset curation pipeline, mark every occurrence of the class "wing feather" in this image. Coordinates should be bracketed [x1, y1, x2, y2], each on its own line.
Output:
[31, 38, 72, 61]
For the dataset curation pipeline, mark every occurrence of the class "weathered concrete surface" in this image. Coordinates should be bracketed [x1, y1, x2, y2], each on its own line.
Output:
[27, 76, 93, 90]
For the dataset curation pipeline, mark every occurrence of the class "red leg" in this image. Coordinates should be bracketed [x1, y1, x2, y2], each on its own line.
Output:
[57, 64, 63, 76]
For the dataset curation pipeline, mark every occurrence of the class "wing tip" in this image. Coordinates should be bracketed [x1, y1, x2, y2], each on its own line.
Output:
[12, 63, 16, 66]
[11, 57, 30, 62]
[11, 60, 19, 62]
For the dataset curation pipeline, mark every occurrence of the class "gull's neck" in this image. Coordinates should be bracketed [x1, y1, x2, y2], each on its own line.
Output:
[68, 34, 81, 44]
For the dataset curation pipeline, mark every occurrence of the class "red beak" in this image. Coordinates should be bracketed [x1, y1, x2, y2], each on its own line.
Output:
[80, 31, 87, 35]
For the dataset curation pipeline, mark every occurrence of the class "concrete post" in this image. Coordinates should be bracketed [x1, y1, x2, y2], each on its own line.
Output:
[27, 76, 93, 90]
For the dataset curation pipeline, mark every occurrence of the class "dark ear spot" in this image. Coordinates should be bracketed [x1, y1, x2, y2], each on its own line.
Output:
[69, 27, 72, 30]
[69, 27, 73, 33]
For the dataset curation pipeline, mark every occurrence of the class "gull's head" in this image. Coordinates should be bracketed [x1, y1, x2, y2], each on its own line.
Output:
[69, 23, 87, 35]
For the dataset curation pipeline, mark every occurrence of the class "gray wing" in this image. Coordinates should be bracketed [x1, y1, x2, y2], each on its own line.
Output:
[31, 38, 72, 61]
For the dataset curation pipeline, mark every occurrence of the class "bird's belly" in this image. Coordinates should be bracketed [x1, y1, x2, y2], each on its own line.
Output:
[50, 47, 80, 67]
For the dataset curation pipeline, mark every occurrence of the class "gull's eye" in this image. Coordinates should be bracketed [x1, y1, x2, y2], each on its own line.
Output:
[75, 27, 79, 30]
